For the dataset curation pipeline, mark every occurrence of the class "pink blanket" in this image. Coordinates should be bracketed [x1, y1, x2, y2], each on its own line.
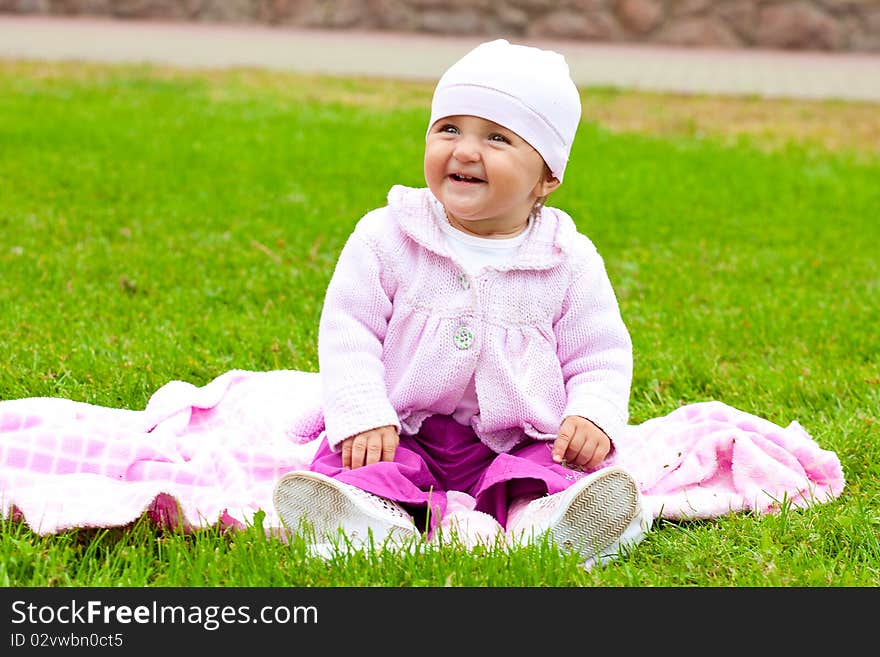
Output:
[0, 369, 845, 536]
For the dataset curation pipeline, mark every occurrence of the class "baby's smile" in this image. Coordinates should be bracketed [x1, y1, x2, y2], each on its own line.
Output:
[449, 172, 486, 183]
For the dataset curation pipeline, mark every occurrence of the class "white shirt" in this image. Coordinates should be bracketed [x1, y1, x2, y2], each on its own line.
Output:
[438, 216, 533, 275]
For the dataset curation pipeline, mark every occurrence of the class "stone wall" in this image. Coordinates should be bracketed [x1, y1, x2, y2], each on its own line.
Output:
[2, 0, 879, 51]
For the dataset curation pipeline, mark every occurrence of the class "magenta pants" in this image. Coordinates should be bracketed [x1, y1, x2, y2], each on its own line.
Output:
[310, 414, 591, 534]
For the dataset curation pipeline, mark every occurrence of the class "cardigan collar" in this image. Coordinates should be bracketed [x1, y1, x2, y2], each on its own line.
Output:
[386, 185, 573, 271]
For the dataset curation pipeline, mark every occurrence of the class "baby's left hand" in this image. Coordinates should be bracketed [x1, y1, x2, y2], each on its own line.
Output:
[552, 416, 611, 469]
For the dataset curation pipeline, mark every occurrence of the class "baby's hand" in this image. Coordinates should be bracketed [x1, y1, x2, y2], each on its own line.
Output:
[341, 425, 399, 470]
[552, 416, 611, 469]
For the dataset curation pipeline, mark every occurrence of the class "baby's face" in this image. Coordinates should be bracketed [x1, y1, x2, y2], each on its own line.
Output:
[424, 114, 558, 237]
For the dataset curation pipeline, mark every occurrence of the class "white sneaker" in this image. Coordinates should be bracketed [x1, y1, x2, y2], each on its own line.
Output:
[272, 470, 419, 551]
[506, 465, 651, 569]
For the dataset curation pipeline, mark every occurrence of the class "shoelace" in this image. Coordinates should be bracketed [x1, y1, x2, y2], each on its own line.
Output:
[347, 484, 412, 521]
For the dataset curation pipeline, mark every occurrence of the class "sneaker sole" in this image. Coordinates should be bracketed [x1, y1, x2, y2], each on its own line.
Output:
[273, 471, 418, 547]
[548, 466, 641, 564]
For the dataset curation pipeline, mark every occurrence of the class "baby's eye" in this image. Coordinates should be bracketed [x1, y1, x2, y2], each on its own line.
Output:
[439, 124, 459, 134]
[489, 133, 511, 144]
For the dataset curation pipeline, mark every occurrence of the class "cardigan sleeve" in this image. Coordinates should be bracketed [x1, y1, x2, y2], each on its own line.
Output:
[317, 228, 401, 451]
[555, 245, 633, 448]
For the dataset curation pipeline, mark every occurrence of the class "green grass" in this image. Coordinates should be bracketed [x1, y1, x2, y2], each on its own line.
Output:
[1, 61, 878, 586]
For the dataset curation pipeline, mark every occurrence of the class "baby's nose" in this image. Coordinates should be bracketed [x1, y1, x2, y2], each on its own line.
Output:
[452, 137, 481, 162]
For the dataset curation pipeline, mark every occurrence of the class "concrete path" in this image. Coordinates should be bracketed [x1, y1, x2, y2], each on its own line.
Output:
[1, 15, 879, 102]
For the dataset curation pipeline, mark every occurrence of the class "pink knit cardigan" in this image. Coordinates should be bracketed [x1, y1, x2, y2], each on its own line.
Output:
[318, 185, 633, 454]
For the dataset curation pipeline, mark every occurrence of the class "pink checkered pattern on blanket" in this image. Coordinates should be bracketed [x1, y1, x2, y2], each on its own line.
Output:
[0, 369, 844, 535]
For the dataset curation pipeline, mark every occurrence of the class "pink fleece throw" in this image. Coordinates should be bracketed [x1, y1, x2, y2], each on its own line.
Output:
[0, 369, 844, 535]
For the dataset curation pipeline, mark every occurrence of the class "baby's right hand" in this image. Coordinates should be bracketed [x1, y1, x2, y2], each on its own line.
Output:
[341, 425, 399, 470]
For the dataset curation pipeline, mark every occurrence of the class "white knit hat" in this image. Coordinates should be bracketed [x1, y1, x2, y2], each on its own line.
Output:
[427, 39, 582, 182]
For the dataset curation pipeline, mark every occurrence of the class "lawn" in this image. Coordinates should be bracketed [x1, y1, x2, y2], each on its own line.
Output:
[0, 60, 878, 586]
